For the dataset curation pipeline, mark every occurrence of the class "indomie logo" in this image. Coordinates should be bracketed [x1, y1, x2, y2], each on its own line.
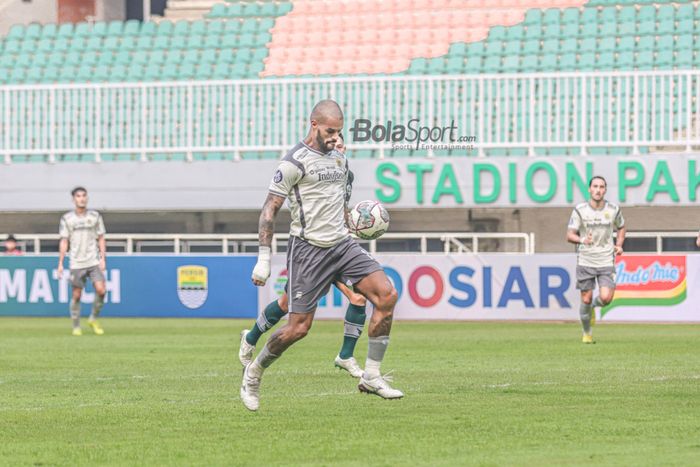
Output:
[603, 255, 687, 316]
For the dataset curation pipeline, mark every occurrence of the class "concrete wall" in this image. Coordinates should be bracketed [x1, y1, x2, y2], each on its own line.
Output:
[0, 0, 58, 35]
[95, 0, 125, 21]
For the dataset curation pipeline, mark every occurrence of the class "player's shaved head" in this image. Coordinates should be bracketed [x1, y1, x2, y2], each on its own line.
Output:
[305, 100, 344, 154]
[310, 99, 344, 124]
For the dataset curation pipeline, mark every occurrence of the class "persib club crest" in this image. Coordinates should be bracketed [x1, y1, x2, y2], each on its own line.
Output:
[177, 265, 208, 309]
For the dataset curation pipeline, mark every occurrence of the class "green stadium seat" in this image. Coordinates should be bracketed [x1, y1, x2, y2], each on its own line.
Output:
[37, 38, 53, 52]
[127, 63, 143, 81]
[48, 51, 65, 66]
[179, 63, 196, 80]
[25, 24, 42, 40]
[635, 52, 654, 70]
[140, 21, 157, 36]
[41, 24, 58, 39]
[524, 9, 542, 26]
[636, 36, 654, 52]
[56, 23, 74, 38]
[208, 4, 228, 18]
[43, 65, 59, 82]
[522, 39, 540, 56]
[6, 25, 25, 40]
[103, 36, 120, 51]
[122, 20, 140, 36]
[157, 21, 174, 36]
[616, 36, 635, 53]
[74, 23, 91, 37]
[599, 8, 616, 24]
[82, 50, 99, 65]
[190, 20, 207, 36]
[20, 39, 37, 53]
[560, 22, 580, 38]
[505, 25, 523, 41]
[224, 20, 241, 34]
[92, 22, 108, 37]
[112, 50, 130, 65]
[616, 52, 634, 69]
[85, 36, 102, 51]
[524, 26, 542, 40]
[53, 37, 71, 52]
[149, 50, 165, 64]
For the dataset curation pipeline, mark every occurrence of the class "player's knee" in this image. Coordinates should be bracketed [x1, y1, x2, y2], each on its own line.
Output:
[600, 293, 613, 305]
[377, 287, 398, 310]
[581, 295, 593, 305]
[290, 320, 312, 341]
[278, 295, 289, 312]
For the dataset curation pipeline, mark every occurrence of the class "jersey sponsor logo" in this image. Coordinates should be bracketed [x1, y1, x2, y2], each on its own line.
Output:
[317, 171, 345, 182]
[273, 170, 283, 184]
[602, 255, 687, 316]
[176, 265, 208, 309]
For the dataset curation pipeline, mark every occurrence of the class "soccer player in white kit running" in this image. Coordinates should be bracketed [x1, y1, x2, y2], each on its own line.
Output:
[57, 187, 108, 336]
[566, 176, 626, 343]
[241, 100, 402, 411]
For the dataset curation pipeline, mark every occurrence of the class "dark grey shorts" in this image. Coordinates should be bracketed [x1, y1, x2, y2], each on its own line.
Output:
[286, 235, 383, 314]
[70, 265, 105, 289]
[576, 265, 616, 291]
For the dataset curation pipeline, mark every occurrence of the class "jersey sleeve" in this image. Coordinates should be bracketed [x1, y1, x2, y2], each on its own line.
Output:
[59, 215, 69, 238]
[345, 170, 354, 205]
[268, 160, 302, 198]
[96, 214, 106, 235]
[614, 207, 625, 229]
[567, 209, 581, 231]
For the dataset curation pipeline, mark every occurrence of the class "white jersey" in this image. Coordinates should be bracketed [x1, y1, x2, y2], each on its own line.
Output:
[59, 210, 106, 269]
[268, 142, 350, 248]
[568, 201, 624, 268]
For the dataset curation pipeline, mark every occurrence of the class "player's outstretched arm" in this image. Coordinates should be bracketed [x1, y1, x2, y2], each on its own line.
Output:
[252, 193, 286, 286]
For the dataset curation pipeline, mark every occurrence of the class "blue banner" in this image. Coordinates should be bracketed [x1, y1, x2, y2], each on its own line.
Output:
[0, 256, 258, 318]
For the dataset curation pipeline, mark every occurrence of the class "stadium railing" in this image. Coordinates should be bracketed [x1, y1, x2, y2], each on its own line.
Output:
[0, 232, 536, 254]
[1, 71, 699, 161]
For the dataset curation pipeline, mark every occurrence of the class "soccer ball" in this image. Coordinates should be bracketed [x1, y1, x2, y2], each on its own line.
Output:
[349, 200, 390, 240]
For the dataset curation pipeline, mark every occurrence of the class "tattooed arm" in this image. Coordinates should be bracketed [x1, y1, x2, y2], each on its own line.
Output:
[252, 193, 286, 286]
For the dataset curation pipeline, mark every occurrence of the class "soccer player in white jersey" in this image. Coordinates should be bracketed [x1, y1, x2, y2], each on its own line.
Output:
[240, 100, 402, 411]
[567, 176, 626, 343]
[239, 134, 369, 378]
[57, 187, 107, 336]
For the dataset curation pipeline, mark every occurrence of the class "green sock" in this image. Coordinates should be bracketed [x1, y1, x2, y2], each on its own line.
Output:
[246, 299, 286, 346]
[339, 303, 366, 359]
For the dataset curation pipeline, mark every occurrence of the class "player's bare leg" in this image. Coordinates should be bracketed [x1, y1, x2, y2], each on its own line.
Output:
[354, 270, 403, 399]
[592, 286, 615, 308]
[241, 311, 315, 411]
[70, 286, 82, 336]
[89, 280, 106, 335]
[334, 282, 366, 378]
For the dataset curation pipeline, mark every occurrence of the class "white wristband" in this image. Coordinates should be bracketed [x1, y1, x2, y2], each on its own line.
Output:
[258, 246, 271, 261]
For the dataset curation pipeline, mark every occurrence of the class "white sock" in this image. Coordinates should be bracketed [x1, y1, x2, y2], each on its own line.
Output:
[364, 358, 381, 379]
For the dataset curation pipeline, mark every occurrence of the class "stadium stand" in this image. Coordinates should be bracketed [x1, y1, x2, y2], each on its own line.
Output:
[0, 0, 697, 84]
[0, 0, 697, 160]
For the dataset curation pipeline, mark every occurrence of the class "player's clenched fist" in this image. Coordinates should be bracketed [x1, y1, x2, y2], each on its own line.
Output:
[251, 246, 271, 286]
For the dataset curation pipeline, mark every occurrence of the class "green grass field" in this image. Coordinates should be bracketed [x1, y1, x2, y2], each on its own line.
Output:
[1, 318, 699, 466]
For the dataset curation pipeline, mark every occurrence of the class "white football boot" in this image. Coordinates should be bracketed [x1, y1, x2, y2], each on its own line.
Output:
[240, 364, 261, 411]
[358, 372, 404, 399]
[238, 329, 255, 367]
[334, 355, 364, 378]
